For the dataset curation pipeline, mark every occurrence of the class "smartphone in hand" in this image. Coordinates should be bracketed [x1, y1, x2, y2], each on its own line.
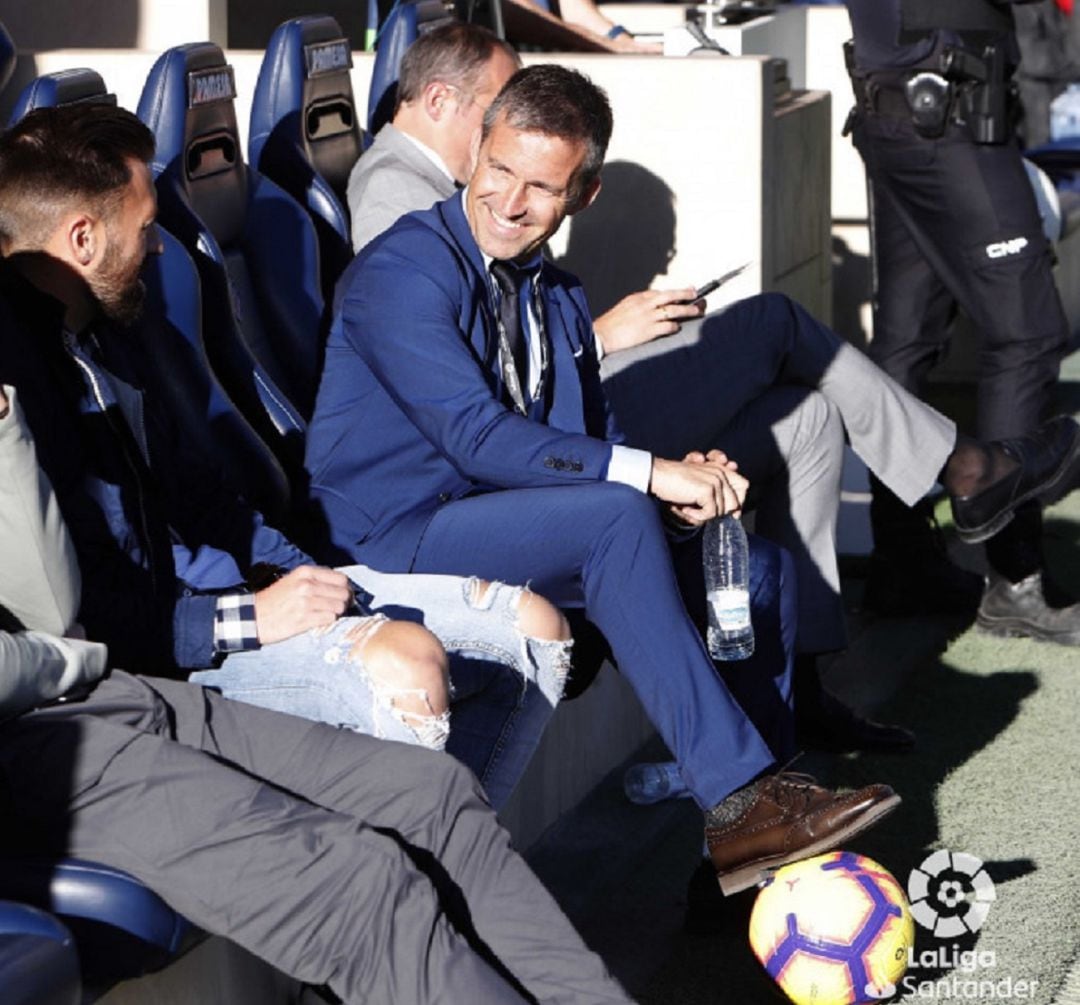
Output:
[694, 277, 723, 299]
[685, 263, 750, 303]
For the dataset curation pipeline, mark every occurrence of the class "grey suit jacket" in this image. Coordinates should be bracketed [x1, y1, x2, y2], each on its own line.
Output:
[347, 124, 457, 253]
[0, 384, 106, 719]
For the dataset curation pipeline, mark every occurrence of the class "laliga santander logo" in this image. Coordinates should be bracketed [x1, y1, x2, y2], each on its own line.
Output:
[907, 849, 996, 938]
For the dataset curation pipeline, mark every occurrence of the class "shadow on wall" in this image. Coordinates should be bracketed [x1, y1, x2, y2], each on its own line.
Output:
[556, 160, 677, 318]
[830, 232, 871, 351]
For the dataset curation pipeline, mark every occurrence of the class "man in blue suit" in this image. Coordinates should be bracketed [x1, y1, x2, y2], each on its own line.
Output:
[306, 65, 1075, 893]
[307, 64, 908, 895]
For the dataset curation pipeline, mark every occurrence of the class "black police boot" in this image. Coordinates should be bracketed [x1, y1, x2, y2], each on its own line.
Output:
[977, 500, 1080, 643]
[977, 571, 1080, 646]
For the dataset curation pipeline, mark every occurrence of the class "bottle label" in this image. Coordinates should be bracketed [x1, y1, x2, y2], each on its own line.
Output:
[707, 587, 751, 631]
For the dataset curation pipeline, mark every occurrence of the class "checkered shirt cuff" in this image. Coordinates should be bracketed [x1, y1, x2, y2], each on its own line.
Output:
[213, 592, 260, 653]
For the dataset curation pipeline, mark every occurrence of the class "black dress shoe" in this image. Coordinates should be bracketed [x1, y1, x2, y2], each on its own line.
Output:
[950, 417, 1080, 544]
[796, 690, 915, 754]
[977, 571, 1080, 645]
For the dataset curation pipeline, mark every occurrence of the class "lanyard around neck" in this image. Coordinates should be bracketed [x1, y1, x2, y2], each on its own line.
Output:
[488, 268, 548, 416]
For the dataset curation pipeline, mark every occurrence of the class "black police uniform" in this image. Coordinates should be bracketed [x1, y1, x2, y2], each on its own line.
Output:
[845, 0, 1070, 594]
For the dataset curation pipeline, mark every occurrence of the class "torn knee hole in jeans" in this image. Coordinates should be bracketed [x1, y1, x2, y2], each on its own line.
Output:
[463, 578, 573, 700]
[374, 683, 451, 750]
[466, 577, 499, 611]
[361, 671, 450, 751]
[511, 587, 574, 698]
[321, 613, 451, 750]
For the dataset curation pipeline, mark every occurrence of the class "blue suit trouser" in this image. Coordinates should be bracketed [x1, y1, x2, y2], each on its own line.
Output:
[410, 482, 794, 809]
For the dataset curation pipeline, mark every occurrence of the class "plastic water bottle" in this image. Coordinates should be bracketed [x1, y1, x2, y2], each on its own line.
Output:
[703, 514, 754, 660]
[1051, 83, 1080, 141]
[623, 761, 691, 804]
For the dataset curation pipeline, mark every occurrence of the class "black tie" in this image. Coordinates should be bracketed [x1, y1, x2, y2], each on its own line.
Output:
[490, 260, 530, 396]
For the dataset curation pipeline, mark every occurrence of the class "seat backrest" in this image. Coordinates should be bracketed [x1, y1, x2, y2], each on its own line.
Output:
[7, 68, 116, 125]
[140, 232, 293, 522]
[250, 15, 362, 297]
[138, 43, 324, 435]
[367, 0, 456, 138]
[0, 20, 17, 96]
[10, 68, 292, 522]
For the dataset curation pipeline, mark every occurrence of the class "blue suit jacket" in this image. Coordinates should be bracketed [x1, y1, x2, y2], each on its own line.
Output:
[305, 191, 625, 570]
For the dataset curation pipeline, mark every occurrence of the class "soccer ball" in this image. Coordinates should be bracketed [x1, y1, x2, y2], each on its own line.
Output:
[748, 851, 914, 1005]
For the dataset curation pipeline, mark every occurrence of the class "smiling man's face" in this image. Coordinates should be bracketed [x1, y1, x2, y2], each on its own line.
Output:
[465, 113, 594, 263]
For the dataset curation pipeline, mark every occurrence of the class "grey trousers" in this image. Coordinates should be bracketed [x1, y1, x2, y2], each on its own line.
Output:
[0, 671, 631, 1005]
[600, 291, 956, 653]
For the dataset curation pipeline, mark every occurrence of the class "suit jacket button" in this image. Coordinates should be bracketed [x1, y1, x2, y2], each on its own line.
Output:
[438, 492, 451, 503]
[544, 457, 556, 468]
[571, 461, 583, 472]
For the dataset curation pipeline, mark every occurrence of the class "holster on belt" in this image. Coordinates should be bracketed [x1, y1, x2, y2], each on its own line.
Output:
[842, 36, 1014, 144]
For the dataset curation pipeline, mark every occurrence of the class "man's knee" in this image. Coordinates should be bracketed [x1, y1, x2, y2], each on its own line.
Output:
[512, 588, 571, 642]
[467, 578, 570, 641]
[757, 290, 797, 317]
[351, 619, 451, 748]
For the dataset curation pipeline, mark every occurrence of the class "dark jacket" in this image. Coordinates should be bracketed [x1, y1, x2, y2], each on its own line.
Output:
[0, 263, 309, 674]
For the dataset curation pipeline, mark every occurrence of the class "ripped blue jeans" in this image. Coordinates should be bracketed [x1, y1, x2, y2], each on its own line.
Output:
[189, 565, 571, 809]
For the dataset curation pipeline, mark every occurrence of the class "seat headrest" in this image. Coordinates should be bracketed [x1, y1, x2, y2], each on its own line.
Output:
[8, 68, 116, 126]
[0, 20, 14, 96]
[138, 42, 247, 249]
[250, 15, 361, 204]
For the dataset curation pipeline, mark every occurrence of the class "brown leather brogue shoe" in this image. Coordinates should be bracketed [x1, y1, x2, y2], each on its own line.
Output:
[705, 773, 900, 895]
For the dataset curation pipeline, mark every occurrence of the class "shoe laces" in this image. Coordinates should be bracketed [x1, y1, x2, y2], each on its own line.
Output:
[763, 771, 819, 810]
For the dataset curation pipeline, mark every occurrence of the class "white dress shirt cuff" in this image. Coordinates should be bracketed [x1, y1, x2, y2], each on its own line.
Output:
[607, 445, 652, 493]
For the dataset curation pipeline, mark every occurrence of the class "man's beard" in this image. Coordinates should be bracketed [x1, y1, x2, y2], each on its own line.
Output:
[91, 240, 147, 326]
[97, 278, 146, 326]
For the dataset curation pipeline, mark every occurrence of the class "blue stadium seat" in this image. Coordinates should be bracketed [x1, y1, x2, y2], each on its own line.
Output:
[1, 20, 18, 96]
[139, 43, 325, 431]
[0, 901, 80, 1005]
[7, 68, 116, 125]
[10, 66, 292, 522]
[367, 0, 456, 138]
[250, 15, 362, 297]
[0, 860, 194, 995]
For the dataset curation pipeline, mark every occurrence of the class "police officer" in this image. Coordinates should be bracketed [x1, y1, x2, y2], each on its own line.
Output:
[844, 0, 1080, 643]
